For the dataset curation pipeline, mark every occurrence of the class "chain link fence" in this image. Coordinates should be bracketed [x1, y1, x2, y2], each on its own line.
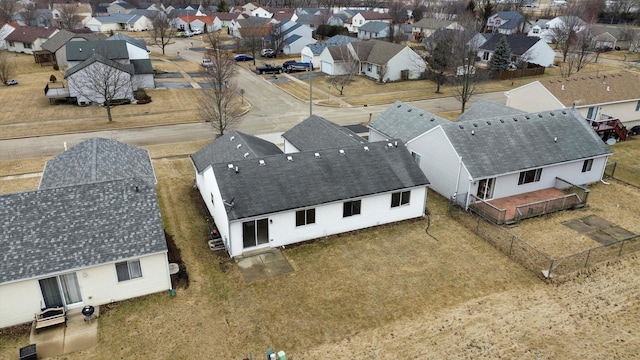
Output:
[605, 162, 640, 188]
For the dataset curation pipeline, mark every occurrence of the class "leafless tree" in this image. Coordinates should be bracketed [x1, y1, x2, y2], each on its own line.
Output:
[66, 54, 138, 122]
[449, 15, 485, 113]
[56, 4, 83, 29]
[0, 0, 16, 23]
[0, 51, 16, 85]
[327, 47, 359, 95]
[151, 13, 176, 55]
[550, 14, 586, 62]
[239, 17, 269, 65]
[200, 32, 243, 136]
[270, 21, 286, 54]
[19, 4, 38, 26]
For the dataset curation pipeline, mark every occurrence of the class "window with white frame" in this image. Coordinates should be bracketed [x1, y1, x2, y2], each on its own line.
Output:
[367, 63, 372, 71]
[295, 208, 316, 226]
[582, 159, 593, 172]
[116, 260, 142, 282]
[343, 200, 361, 217]
[533, 28, 539, 34]
[411, 151, 421, 165]
[24, 43, 32, 49]
[483, 52, 490, 60]
[518, 168, 542, 185]
[8, 41, 14, 47]
[391, 191, 411, 208]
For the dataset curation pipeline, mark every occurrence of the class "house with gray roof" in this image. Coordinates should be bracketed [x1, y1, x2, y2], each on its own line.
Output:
[5, 26, 58, 54]
[300, 35, 361, 67]
[319, 39, 426, 82]
[41, 29, 106, 67]
[375, 105, 611, 210]
[0, 138, 170, 329]
[107, 33, 150, 58]
[477, 34, 556, 67]
[455, 99, 524, 122]
[191, 129, 429, 258]
[85, 14, 153, 32]
[357, 21, 390, 40]
[486, 11, 527, 35]
[281, 115, 366, 153]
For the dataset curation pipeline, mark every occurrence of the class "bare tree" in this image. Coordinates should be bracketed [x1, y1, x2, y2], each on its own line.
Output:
[550, 14, 586, 62]
[561, 29, 594, 76]
[151, 13, 176, 55]
[0, 51, 16, 85]
[270, 21, 286, 54]
[239, 17, 270, 65]
[56, 4, 83, 29]
[327, 46, 359, 95]
[200, 32, 243, 136]
[0, 0, 16, 23]
[66, 55, 137, 122]
[19, 4, 38, 26]
[449, 15, 485, 113]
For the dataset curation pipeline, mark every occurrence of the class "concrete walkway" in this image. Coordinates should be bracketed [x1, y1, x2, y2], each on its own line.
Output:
[155, 57, 201, 89]
[29, 307, 99, 358]
[236, 249, 294, 283]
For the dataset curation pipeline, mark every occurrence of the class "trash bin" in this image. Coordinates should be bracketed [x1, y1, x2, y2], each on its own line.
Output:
[266, 349, 275, 360]
[277, 350, 286, 360]
[19, 344, 36, 360]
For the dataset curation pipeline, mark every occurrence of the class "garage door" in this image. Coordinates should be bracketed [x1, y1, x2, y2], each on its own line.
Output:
[88, 25, 101, 32]
[302, 54, 313, 63]
[320, 61, 333, 75]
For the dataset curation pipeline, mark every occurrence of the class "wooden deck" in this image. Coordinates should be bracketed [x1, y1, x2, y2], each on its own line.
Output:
[486, 188, 573, 222]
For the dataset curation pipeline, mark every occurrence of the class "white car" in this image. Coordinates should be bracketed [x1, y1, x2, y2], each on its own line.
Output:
[201, 58, 213, 67]
[192, 29, 202, 35]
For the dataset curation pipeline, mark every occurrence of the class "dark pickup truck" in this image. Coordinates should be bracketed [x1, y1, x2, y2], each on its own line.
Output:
[256, 63, 283, 74]
[282, 61, 314, 73]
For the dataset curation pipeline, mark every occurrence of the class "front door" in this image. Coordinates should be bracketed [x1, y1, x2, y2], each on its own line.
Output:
[476, 178, 495, 200]
[39, 273, 83, 309]
[242, 218, 269, 249]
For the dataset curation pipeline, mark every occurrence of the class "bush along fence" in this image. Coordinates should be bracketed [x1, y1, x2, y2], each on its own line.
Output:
[448, 202, 640, 282]
[605, 161, 640, 188]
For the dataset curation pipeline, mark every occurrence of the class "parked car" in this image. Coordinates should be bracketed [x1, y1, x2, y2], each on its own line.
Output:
[201, 58, 213, 67]
[176, 31, 186, 38]
[630, 125, 640, 136]
[261, 48, 275, 58]
[256, 63, 283, 74]
[282, 60, 313, 73]
[192, 29, 202, 35]
[5, 79, 18, 86]
[234, 54, 254, 62]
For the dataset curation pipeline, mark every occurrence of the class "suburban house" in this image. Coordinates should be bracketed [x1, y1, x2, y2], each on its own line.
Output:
[281, 115, 366, 153]
[106, 33, 151, 59]
[348, 11, 392, 33]
[174, 15, 221, 33]
[505, 72, 640, 127]
[369, 102, 611, 223]
[190, 130, 429, 258]
[527, 16, 587, 43]
[486, 11, 526, 34]
[277, 19, 316, 54]
[5, 26, 58, 54]
[589, 24, 630, 50]
[411, 18, 460, 42]
[41, 29, 106, 67]
[268, 7, 297, 22]
[106, 0, 137, 14]
[211, 12, 239, 28]
[357, 21, 390, 40]
[300, 34, 361, 67]
[85, 14, 153, 32]
[51, 3, 93, 29]
[230, 17, 272, 38]
[0, 138, 171, 329]
[477, 34, 556, 67]
[319, 40, 426, 82]
[0, 22, 18, 50]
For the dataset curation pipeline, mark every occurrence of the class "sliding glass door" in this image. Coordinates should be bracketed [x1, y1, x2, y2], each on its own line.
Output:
[242, 218, 269, 249]
[39, 273, 82, 309]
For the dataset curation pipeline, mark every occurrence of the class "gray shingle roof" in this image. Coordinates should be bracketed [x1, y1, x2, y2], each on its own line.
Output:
[40, 138, 155, 189]
[190, 130, 283, 173]
[456, 99, 525, 122]
[212, 140, 429, 220]
[479, 34, 541, 56]
[442, 109, 611, 179]
[107, 33, 148, 51]
[359, 21, 389, 33]
[131, 58, 154, 74]
[66, 40, 130, 61]
[64, 53, 134, 78]
[0, 178, 166, 284]
[92, 14, 143, 24]
[281, 115, 366, 151]
[369, 101, 448, 142]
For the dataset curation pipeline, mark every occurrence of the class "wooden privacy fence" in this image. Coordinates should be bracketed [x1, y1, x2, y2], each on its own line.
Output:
[494, 67, 545, 80]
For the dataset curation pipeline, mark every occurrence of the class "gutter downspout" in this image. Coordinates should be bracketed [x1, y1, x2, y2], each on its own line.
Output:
[454, 155, 463, 206]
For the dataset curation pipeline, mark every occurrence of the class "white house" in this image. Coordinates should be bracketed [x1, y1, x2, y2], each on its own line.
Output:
[357, 21, 390, 40]
[0, 22, 17, 50]
[411, 18, 460, 42]
[369, 102, 611, 213]
[174, 15, 221, 32]
[0, 138, 170, 329]
[486, 11, 526, 34]
[527, 16, 587, 43]
[106, 33, 150, 59]
[348, 11, 392, 33]
[65, 55, 135, 105]
[477, 34, 556, 67]
[278, 19, 316, 54]
[5, 26, 58, 54]
[320, 40, 426, 82]
[300, 35, 361, 68]
[190, 130, 429, 258]
[86, 14, 153, 32]
[505, 72, 640, 127]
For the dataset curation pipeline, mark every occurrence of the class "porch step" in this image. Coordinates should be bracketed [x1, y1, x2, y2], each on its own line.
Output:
[208, 239, 225, 251]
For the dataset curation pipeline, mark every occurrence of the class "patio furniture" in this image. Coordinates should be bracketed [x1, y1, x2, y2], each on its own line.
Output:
[34, 307, 66, 333]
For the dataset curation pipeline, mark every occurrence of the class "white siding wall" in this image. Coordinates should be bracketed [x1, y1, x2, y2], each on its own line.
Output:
[126, 43, 149, 59]
[67, 62, 133, 105]
[195, 166, 231, 250]
[282, 139, 300, 153]
[134, 74, 155, 89]
[368, 128, 388, 142]
[226, 187, 427, 257]
[523, 41, 556, 67]
[578, 101, 640, 126]
[0, 280, 42, 328]
[300, 46, 317, 67]
[505, 82, 563, 112]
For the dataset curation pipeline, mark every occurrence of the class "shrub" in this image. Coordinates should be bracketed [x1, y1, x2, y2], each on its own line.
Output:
[50, 74, 57, 83]
[135, 88, 152, 104]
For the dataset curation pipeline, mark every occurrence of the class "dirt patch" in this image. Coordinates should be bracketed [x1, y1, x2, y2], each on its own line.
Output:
[166, 231, 189, 289]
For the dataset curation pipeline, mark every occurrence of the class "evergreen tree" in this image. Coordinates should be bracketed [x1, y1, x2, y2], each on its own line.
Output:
[429, 41, 449, 93]
[489, 37, 512, 73]
[218, 0, 229, 13]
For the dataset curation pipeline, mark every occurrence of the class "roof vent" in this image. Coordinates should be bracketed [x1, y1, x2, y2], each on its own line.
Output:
[227, 163, 234, 169]
[339, 149, 345, 155]
[387, 142, 393, 147]
[235, 166, 239, 174]
[396, 104, 401, 108]
[134, 186, 139, 192]
[287, 155, 293, 161]
[499, 119, 504, 123]
[538, 114, 543, 118]
[407, 108, 412, 112]
[472, 123, 478, 127]
[79, 47, 82, 52]
[459, 125, 464, 129]
[471, 130, 475, 135]
[554, 137, 558, 142]
[236, 144, 242, 149]
[550, 112, 554, 116]
[230, 136, 235, 141]
[606, 86, 610, 91]
[524, 116, 529, 120]
[363, 146, 369, 151]
[431, 117, 435, 122]
[562, 110, 567, 114]
[419, 113, 424, 116]
[486, 121, 491, 125]
[314, 152, 320, 158]
[561, 84, 565, 90]
[243, 152, 249, 158]
[259, 159, 265, 166]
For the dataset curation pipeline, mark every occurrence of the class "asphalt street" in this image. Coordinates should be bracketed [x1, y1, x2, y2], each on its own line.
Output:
[0, 37, 506, 161]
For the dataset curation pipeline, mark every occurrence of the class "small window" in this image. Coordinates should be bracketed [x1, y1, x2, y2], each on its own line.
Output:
[116, 260, 142, 282]
[24, 43, 32, 49]
[518, 168, 542, 185]
[533, 28, 539, 34]
[391, 191, 411, 208]
[582, 159, 593, 173]
[8, 41, 14, 47]
[343, 200, 361, 217]
[295, 208, 316, 226]
[483, 52, 490, 60]
[367, 64, 372, 71]
[635, 100, 640, 112]
[411, 151, 421, 165]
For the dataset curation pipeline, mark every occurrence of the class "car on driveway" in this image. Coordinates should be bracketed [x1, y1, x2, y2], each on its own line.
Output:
[234, 54, 254, 62]
[192, 29, 202, 35]
[201, 58, 213, 67]
[261, 49, 275, 58]
[256, 63, 282, 74]
[5, 79, 18, 86]
[282, 60, 313, 73]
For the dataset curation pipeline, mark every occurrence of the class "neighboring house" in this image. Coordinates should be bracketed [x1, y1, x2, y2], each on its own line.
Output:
[477, 34, 556, 67]
[0, 22, 18, 50]
[411, 18, 459, 41]
[357, 21, 390, 40]
[5, 26, 58, 54]
[527, 16, 586, 43]
[300, 34, 361, 67]
[107, 1, 137, 14]
[349, 11, 392, 33]
[589, 24, 630, 50]
[190, 130, 429, 258]
[65, 39, 129, 68]
[65, 54, 136, 105]
[424, 28, 482, 51]
[505, 72, 640, 127]
[278, 19, 316, 54]
[107, 33, 150, 58]
[211, 12, 239, 28]
[51, 3, 92, 29]
[86, 14, 153, 32]
[320, 40, 426, 82]
[230, 16, 272, 38]
[41, 29, 106, 67]
[283, 34, 316, 54]
[281, 115, 366, 153]
[0, 138, 170, 329]
[486, 11, 526, 34]
[175, 15, 221, 32]
[268, 7, 298, 22]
